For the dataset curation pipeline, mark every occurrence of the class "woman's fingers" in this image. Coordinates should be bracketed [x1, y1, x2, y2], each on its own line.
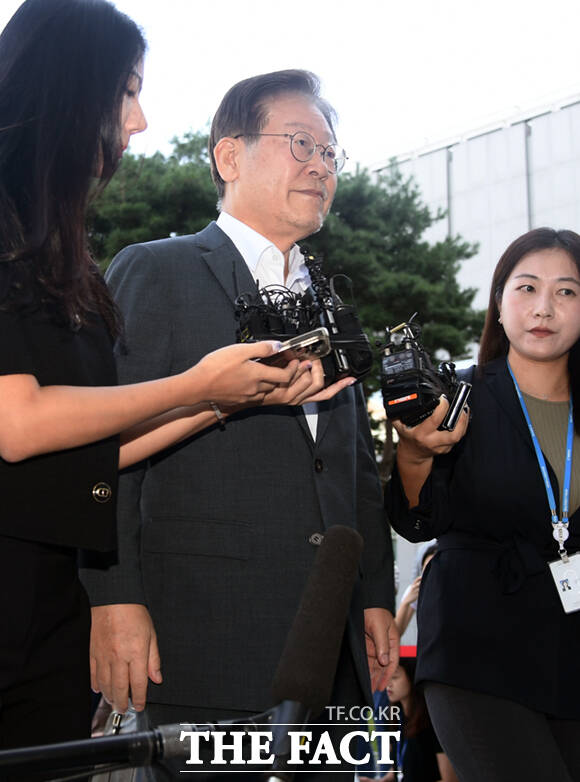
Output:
[392, 396, 469, 457]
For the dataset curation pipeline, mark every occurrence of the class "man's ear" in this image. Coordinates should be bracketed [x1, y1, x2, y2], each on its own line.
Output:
[213, 137, 241, 184]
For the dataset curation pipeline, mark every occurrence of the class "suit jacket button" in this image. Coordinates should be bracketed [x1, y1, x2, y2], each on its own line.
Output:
[314, 458, 324, 473]
[92, 482, 112, 503]
[309, 533, 324, 546]
[414, 519, 422, 530]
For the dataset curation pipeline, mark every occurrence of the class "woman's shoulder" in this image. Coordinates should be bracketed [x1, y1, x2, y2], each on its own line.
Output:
[456, 364, 476, 384]
[457, 358, 512, 408]
[457, 357, 507, 381]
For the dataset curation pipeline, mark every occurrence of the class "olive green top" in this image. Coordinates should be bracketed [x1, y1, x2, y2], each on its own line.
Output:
[522, 392, 579, 517]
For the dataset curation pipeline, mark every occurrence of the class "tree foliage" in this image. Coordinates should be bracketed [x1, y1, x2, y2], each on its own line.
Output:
[88, 131, 216, 266]
[306, 165, 483, 384]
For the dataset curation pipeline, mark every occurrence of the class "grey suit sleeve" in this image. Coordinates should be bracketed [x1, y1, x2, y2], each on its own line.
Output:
[354, 385, 396, 614]
[80, 243, 173, 606]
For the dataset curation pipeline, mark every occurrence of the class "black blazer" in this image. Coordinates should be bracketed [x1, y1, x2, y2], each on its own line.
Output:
[0, 305, 118, 551]
[81, 223, 394, 713]
[386, 357, 580, 718]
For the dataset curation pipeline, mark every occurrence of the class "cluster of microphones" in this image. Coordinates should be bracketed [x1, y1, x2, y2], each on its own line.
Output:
[237, 249, 471, 431]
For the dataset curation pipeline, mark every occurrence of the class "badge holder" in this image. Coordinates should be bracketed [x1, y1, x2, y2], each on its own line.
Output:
[549, 523, 580, 614]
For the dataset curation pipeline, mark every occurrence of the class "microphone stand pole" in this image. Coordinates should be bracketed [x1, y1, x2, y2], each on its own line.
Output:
[0, 731, 159, 777]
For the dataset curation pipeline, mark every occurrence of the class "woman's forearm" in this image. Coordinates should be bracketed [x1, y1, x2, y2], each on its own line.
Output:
[118, 404, 220, 468]
[395, 440, 434, 508]
[0, 341, 296, 462]
[0, 372, 204, 462]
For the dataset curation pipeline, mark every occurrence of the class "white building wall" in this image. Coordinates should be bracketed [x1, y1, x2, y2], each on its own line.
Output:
[451, 123, 529, 309]
[529, 103, 580, 229]
[397, 149, 449, 246]
[375, 99, 580, 312]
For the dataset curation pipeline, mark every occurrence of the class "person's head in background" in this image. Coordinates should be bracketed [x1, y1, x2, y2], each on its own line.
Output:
[478, 227, 580, 432]
[0, 0, 147, 330]
[413, 539, 438, 579]
[421, 542, 437, 573]
[386, 657, 430, 736]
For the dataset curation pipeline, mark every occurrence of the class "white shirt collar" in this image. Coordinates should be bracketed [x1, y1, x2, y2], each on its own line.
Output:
[215, 211, 317, 437]
[216, 211, 310, 292]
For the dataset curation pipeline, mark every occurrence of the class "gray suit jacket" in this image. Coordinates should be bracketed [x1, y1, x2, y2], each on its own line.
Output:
[81, 222, 394, 713]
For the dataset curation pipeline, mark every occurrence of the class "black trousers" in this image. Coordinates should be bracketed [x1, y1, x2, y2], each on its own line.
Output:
[0, 534, 91, 778]
[424, 681, 580, 782]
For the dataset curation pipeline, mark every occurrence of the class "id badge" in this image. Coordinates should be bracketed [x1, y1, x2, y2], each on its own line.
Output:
[549, 553, 580, 613]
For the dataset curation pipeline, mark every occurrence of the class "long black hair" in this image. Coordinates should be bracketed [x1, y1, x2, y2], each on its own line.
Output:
[479, 227, 580, 435]
[0, 0, 145, 333]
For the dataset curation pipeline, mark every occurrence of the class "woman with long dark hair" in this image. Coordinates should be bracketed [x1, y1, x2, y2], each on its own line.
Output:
[387, 227, 580, 781]
[0, 0, 325, 753]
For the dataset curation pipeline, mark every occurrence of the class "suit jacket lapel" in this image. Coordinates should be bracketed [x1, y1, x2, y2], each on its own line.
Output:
[197, 222, 319, 444]
[485, 357, 577, 517]
[198, 222, 256, 307]
[315, 397, 336, 445]
[294, 397, 336, 448]
[294, 407, 314, 446]
[484, 357, 534, 452]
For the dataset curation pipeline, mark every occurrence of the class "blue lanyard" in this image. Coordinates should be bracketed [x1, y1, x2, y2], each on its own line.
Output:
[507, 360, 574, 555]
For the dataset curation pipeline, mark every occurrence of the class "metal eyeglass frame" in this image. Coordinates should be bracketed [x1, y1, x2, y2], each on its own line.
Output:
[234, 131, 348, 174]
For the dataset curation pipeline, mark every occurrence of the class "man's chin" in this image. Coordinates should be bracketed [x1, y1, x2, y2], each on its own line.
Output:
[292, 215, 325, 242]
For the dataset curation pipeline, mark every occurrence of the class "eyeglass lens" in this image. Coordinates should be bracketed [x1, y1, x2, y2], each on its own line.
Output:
[290, 131, 345, 173]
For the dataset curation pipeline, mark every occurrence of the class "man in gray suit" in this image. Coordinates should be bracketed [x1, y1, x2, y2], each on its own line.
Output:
[82, 69, 397, 772]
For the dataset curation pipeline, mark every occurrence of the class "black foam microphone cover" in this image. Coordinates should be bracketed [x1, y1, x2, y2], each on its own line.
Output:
[270, 525, 363, 717]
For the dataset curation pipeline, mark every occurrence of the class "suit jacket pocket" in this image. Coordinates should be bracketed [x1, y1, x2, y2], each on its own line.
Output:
[142, 517, 251, 561]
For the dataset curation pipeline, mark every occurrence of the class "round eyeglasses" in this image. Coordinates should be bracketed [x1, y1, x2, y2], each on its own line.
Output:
[234, 130, 348, 174]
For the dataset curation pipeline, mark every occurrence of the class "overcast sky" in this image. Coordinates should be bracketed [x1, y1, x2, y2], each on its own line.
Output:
[2, 0, 580, 170]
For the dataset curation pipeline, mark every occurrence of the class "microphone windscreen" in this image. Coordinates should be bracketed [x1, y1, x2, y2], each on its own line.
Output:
[270, 525, 363, 716]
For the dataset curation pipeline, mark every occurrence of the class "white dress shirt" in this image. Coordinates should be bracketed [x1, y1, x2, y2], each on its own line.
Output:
[217, 211, 318, 438]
